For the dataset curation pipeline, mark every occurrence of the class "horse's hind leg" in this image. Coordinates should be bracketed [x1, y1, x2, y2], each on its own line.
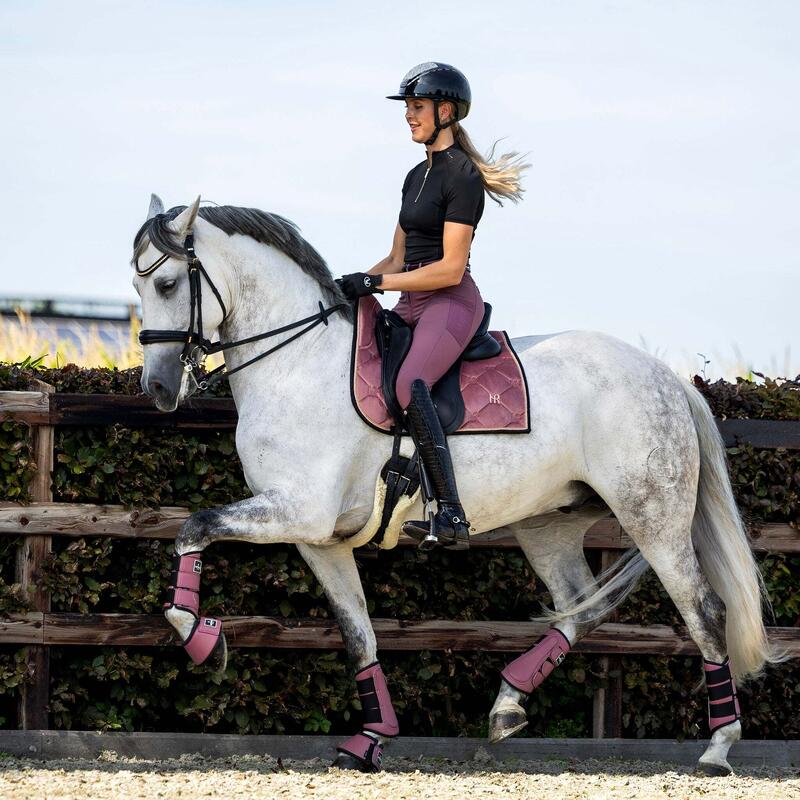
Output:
[489, 507, 613, 744]
[620, 523, 741, 775]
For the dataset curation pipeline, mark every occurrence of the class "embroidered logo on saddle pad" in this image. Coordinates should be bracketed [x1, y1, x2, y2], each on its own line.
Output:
[350, 296, 530, 434]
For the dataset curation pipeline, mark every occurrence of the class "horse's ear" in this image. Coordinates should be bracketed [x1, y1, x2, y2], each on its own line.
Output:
[147, 193, 165, 219]
[168, 195, 201, 236]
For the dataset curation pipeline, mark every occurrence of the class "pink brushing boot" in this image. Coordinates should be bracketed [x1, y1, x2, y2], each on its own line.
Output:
[163, 552, 224, 666]
[335, 661, 399, 772]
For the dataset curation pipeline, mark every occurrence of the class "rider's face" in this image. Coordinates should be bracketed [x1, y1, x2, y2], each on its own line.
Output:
[404, 98, 452, 144]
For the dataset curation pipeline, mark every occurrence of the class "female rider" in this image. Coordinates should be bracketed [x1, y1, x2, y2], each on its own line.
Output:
[337, 62, 527, 551]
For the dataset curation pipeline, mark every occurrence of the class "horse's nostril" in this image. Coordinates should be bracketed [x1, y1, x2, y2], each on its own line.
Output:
[149, 380, 165, 396]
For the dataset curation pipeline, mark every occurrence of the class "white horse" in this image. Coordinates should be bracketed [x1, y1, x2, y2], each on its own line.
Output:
[132, 194, 785, 776]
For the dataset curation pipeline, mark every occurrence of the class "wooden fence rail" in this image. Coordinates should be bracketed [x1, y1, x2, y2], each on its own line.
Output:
[1, 389, 798, 739]
[1, 612, 798, 655]
[2, 390, 800, 447]
[0, 502, 796, 551]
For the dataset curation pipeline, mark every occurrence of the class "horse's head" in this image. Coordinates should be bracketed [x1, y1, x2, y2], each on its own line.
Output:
[132, 194, 230, 411]
[132, 194, 352, 411]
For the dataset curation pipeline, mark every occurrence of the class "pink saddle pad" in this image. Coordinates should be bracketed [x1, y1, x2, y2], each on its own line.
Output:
[350, 296, 530, 435]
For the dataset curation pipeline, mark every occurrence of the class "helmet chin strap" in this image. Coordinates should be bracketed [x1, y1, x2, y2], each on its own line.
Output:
[424, 100, 454, 146]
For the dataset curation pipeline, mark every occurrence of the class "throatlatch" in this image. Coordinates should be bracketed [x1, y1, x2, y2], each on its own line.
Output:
[163, 552, 223, 665]
[703, 655, 741, 733]
[501, 627, 571, 694]
[336, 661, 399, 772]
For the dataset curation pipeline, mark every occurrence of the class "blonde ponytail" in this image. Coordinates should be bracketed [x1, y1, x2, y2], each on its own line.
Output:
[453, 123, 529, 205]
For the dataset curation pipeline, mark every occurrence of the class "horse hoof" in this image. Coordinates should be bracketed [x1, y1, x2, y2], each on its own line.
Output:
[208, 632, 228, 674]
[488, 710, 528, 744]
[331, 752, 372, 773]
[696, 760, 733, 777]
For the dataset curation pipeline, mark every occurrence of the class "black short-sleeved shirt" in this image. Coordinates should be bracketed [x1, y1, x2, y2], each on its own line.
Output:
[398, 142, 485, 264]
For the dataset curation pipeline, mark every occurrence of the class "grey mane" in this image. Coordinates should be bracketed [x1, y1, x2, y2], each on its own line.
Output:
[132, 205, 352, 321]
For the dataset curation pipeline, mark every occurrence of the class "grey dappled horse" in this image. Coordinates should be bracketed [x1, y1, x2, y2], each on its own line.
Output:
[132, 195, 785, 775]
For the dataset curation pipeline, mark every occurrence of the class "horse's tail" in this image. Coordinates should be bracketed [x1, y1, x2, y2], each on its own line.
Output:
[678, 377, 788, 682]
[530, 545, 651, 633]
[534, 377, 788, 684]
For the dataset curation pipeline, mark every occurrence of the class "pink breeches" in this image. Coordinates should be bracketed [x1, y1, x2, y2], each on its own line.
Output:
[391, 268, 484, 410]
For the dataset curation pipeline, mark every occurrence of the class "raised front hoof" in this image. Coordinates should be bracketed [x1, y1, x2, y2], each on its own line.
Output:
[331, 751, 376, 773]
[696, 759, 733, 777]
[488, 709, 528, 744]
[206, 631, 228, 674]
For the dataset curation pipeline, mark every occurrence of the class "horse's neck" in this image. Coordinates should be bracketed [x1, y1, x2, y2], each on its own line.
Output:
[218, 248, 352, 418]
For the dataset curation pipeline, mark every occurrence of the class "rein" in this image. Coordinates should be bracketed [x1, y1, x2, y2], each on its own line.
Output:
[137, 231, 347, 390]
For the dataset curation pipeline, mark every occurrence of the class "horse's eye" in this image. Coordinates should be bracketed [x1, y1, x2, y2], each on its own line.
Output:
[158, 279, 177, 294]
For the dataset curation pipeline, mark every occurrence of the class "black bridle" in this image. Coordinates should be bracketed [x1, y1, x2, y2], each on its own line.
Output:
[137, 231, 347, 390]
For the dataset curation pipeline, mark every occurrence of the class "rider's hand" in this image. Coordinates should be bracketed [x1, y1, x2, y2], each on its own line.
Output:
[335, 272, 384, 302]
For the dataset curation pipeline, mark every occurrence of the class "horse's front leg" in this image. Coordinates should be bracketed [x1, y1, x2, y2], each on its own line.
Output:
[297, 541, 399, 774]
[163, 490, 336, 673]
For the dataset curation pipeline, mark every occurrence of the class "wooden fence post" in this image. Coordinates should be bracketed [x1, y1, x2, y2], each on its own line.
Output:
[592, 549, 624, 738]
[15, 379, 53, 730]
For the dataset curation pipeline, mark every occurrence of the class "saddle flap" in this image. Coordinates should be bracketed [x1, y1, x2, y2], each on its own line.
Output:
[375, 306, 464, 431]
[375, 309, 412, 425]
[431, 360, 465, 434]
[351, 296, 530, 436]
[375, 309, 411, 357]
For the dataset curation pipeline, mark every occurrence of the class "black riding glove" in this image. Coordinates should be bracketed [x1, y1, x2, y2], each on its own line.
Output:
[335, 272, 384, 302]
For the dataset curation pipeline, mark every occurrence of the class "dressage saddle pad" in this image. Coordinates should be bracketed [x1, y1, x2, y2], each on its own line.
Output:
[350, 295, 530, 435]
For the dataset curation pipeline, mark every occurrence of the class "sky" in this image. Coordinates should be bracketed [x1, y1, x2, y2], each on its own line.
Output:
[1, 0, 798, 379]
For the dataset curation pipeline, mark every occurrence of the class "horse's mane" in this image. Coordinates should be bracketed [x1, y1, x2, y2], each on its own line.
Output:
[132, 205, 352, 321]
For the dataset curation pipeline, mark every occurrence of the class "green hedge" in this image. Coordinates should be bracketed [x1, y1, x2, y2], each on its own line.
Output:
[0, 363, 797, 738]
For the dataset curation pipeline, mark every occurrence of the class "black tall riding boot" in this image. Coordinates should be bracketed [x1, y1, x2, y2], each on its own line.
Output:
[402, 379, 470, 551]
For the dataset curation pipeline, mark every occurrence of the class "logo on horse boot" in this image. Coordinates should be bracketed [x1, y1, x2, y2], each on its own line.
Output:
[192, 559, 202, 573]
[203, 618, 219, 628]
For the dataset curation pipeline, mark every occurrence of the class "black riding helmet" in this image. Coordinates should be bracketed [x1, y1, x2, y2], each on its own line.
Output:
[387, 62, 471, 146]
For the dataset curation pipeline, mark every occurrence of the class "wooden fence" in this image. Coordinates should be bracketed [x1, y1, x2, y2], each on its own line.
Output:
[1, 386, 798, 736]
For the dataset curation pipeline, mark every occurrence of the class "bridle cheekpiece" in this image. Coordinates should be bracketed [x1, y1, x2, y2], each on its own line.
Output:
[137, 229, 347, 390]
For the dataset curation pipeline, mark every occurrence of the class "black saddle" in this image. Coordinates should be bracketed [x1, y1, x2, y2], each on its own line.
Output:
[375, 302, 502, 433]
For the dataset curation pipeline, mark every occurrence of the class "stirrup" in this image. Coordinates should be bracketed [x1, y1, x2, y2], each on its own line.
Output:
[402, 510, 470, 551]
[426, 527, 470, 551]
[402, 504, 437, 549]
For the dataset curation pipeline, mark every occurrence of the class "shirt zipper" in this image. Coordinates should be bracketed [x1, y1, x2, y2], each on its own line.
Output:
[414, 164, 431, 203]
